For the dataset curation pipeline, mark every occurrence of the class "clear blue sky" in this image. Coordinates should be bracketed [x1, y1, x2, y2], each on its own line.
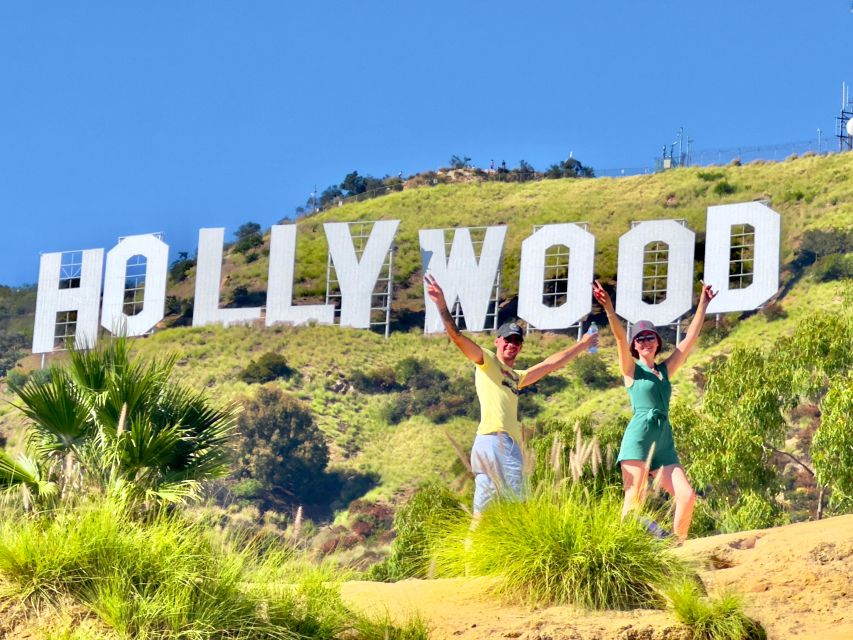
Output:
[1, 1, 851, 286]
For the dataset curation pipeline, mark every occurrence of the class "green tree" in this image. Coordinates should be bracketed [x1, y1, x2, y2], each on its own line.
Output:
[3, 337, 237, 511]
[674, 305, 853, 526]
[813, 373, 853, 511]
[233, 222, 263, 253]
[545, 156, 595, 179]
[340, 171, 367, 196]
[233, 386, 330, 508]
[318, 185, 343, 207]
[168, 251, 196, 283]
[235, 222, 261, 240]
[448, 155, 471, 169]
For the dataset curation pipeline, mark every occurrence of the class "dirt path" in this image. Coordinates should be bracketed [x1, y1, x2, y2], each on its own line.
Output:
[341, 515, 853, 639]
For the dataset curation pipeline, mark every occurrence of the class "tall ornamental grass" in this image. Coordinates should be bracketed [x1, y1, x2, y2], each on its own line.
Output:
[433, 485, 687, 610]
[663, 579, 766, 640]
[0, 500, 427, 639]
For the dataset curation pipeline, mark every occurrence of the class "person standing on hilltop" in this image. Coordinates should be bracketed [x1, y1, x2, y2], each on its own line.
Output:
[592, 280, 717, 543]
[424, 274, 599, 517]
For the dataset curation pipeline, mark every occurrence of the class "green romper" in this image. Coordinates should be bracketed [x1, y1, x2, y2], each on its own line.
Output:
[616, 361, 680, 471]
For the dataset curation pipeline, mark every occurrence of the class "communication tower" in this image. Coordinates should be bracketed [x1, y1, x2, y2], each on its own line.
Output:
[657, 127, 691, 171]
[837, 82, 853, 152]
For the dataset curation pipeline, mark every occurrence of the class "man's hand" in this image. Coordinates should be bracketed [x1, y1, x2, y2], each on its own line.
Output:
[424, 273, 484, 365]
[425, 274, 448, 311]
[580, 329, 599, 351]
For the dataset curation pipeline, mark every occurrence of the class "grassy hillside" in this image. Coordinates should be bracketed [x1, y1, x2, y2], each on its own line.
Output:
[0, 285, 36, 378]
[124, 154, 853, 503]
[204, 152, 853, 304]
[2, 152, 851, 512]
[120, 278, 846, 503]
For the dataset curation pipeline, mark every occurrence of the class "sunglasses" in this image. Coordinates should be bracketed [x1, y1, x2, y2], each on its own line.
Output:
[634, 334, 658, 344]
[502, 335, 523, 346]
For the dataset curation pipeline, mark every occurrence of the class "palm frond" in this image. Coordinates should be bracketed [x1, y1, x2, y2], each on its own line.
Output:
[0, 450, 58, 499]
[14, 369, 93, 454]
[117, 419, 184, 472]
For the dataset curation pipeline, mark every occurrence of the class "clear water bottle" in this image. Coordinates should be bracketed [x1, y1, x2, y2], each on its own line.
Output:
[586, 321, 598, 354]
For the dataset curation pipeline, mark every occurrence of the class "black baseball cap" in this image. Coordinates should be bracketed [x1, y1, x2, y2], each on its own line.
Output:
[496, 321, 524, 341]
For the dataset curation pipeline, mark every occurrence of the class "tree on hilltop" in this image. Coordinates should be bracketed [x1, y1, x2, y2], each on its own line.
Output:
[545, 156, 595, 179]
[233, 222, 263, 253]
[341, 171, 367, 195]
[449, 155, 472, 169]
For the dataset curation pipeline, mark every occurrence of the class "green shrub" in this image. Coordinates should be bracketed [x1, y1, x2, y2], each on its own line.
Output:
[395, 357, 445, 389]
[168, 255, 196, 283]
[28, 367, 52, 386]
[369, 482, 468, 582]
[379, 358, 476, 425]
[230, 478, 265, 500]
[569, 354, 616, 389]
[379, 398, 409, 425]
[433, 485, 687, 609]
[713, 180, 736, 196]
[697, 170, 725, 182]
[5, 368, 27, 390]
[812, 253, 853, 282]
[7, 337, 235, 513]
[4, 367, 51, 392]
[233, 386, 330, 509]
[759, 301, 787, 321]
[239, 352, 296, 384]
[699, 317, 732, 347]
[350, 366, 400, 393]
[800, 228, 852, 257]
[716, 491, 786, 534]
[664, 578, 766, 640]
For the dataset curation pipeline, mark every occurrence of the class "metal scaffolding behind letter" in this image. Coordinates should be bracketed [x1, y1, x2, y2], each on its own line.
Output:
[325, 221, 395, 338]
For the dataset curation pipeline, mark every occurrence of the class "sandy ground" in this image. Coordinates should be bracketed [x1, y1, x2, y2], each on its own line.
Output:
[341, 514, 853, 640]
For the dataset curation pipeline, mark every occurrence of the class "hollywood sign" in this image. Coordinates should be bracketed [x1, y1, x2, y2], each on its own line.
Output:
[32, 201, 780, 354]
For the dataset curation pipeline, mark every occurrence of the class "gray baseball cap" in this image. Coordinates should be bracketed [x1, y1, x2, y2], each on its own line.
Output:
[629, 320, 662, 356]
[629, 320, 661, 342]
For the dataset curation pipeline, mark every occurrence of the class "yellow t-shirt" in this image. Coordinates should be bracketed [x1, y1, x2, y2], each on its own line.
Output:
[475, 349, 528, 444]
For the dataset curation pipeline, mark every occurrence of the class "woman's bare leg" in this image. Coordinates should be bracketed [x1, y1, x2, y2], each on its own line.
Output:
[620, 460, 650, 519]
[652, 464, 696, 542]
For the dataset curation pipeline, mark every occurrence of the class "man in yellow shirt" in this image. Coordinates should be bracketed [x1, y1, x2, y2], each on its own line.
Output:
[425, 275, 599, 515]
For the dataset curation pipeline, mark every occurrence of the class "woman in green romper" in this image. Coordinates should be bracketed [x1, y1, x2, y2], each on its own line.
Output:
[592, 281, 716, 542]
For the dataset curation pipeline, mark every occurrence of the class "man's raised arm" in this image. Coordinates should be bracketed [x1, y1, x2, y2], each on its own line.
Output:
[520, 330, 598, 388]
[424, 274, 484, 365]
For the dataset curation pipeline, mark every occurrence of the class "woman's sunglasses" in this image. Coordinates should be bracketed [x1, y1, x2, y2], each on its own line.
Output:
[634, 334, 658, 344]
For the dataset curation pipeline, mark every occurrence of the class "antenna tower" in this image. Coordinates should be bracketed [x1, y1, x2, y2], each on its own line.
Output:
[657, 127, 691, 171]
[837, 82, 853, 152]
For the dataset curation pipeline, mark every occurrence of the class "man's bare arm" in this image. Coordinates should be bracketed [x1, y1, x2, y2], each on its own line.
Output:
[425, 274, 484, 365]
[520, 331, 597, 388]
